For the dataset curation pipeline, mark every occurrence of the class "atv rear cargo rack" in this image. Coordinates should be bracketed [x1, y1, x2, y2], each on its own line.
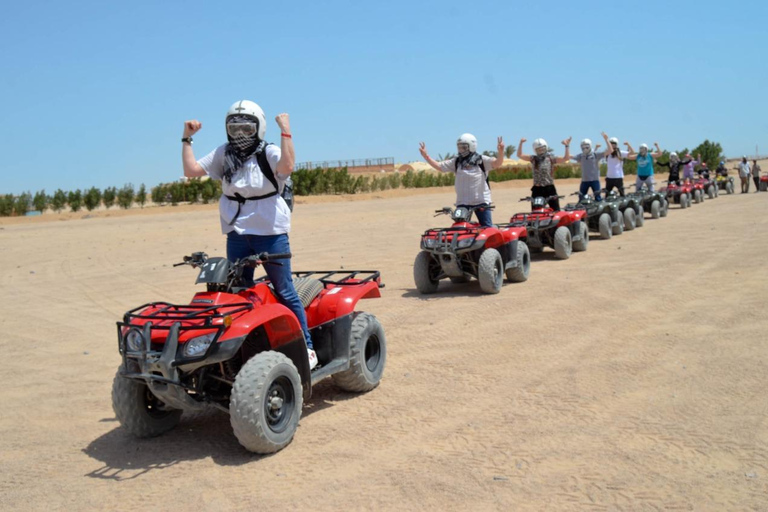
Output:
[256, 270, 383, 287]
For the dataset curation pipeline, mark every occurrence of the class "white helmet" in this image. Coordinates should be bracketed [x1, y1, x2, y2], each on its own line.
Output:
[532, 138, 548, 156]
[580, 138, 592, 154]
[639, 143, 649, 154]
[457, 133, 478, 153]
[609, 137, 619, 145]
[226, 100, 267, 140]
[670, 152, 679, 162]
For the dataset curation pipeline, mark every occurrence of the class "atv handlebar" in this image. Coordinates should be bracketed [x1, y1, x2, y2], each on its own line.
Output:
[519, 195, 564, 202]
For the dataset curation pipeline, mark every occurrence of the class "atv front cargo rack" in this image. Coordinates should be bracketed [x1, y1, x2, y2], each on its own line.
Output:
[122, 301, 254, 327]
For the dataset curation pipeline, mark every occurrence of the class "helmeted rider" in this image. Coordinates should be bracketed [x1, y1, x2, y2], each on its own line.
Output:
[601, 132, 628, 196]
[716, 160, 728, 177]
[517, 136, 572, 210]
[625, 142, 662, 192]
[570, 138, 606, 201]
[181, 100, 318, 370]
[697, 162, 711, 180]
[656, 152, 692, 184]
[682, 153, 702, 183]
[419, 133, 505, 227]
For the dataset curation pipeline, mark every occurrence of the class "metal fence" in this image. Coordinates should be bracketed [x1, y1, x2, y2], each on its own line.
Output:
[295, 157, 395, 170]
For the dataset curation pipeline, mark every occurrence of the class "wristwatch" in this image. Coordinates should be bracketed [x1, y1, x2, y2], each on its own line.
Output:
[181, 137, 193, 144]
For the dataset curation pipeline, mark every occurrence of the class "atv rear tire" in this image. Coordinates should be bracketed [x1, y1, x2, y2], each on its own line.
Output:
[623, 208, 636, 231]
[660, 198, 669, 217]
[572, 222, 589, 252]
[112, 367, 182, 438]
[707, 185, 715, 199]
[413, 251, 439, 294]
[553, 226, 572, 260]
[230, 351, 303, 454]
[478, 248, 503, 294]
[333, 313, 386, 392]
[680, 193, 688, 209]
[612, 212, 624, 236]
[651, 200, 661, 219]
[726, 182, 734, 194]
[598, 213, 612, 240]
[505, 241, 530, 283]
[694, 189, 702, 203]
[635, 206, 644, 227]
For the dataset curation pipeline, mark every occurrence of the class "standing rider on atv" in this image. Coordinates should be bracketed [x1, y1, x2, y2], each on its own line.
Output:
[682, 153, 702, 184]
[570, 138, 606, 201]
[716, 161, 728, 177]
[697, 162, 711, 179]
[419, 134, 505, 227]
[625, 142, 662, 192]
[602, 132, 628, 197]
[180, 100, 318, 370]
[657, 152, 691, 184]
[517, 136, 572, 210]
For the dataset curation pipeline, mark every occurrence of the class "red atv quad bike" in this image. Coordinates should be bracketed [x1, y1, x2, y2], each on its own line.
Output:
[508, 196, 589, 259]
[689, 178, 707, 203]
[113, 251, 386, 454]
[760, 173, 768, 192]
[694, 173, 718, 199]
[414, 204, 530, 294]
[659, 180, 693, 209]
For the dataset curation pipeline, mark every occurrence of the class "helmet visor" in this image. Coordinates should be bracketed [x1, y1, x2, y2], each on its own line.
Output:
[535, 146, 547, 156]
[581, 144, 591, 154]
[226, 122, 258, 138]
[457, 142, 470, 154]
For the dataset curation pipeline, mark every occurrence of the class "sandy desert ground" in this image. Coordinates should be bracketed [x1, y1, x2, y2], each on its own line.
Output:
[1, 175, 767, 511]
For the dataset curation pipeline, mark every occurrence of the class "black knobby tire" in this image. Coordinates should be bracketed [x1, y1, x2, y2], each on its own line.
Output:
[623, 208, 636, 231]
[572, 222, 589, 252]
[478, 248, 503, 294]
[635, 206, 644, 227]
[651, 200, 661, 219]
[661, 198, 669, 217]
[112, 368, 182, 438]
[413, 251, 439, 294]
[612, 212, 624, 236]
[707, 186, 715, 199]
[553, 226, 572, 260]
[505, 241, 530, 282]
[727, 182, 734, 194]
[332, 312, 387, 392]
[694, 189, 702, 204]
[680, 193, 688, 209]
[230, 351, 303, 454]
[598, 213, 612, 239]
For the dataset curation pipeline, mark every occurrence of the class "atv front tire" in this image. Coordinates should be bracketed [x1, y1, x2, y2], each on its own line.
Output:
[660, 198, 669, 217]
[413, 251, 439, 294]
[680, 193, 688, 209]
[478, 248, 503, 294]
[726, 182, 734, 194]
[635, 206, 644, 227]
[707, 185, 715, 199]
[623, 208, 636, 231]
[112, 368, 182, 438]
[572, 222, 589, 252]
[230, 351, 303, 454]
[332, 312, 386, 392]
[505, 241, 530, 283]
[553, 226, 572, 260]
[612, 212, 625, 236]
[598, 213, 612, 240]
[651, 200, 661, 219]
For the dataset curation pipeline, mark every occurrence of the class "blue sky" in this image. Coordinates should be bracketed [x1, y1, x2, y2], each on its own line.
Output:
[1, 0, 766, 194]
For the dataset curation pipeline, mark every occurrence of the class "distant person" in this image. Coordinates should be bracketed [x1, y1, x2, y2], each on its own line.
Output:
[419, 134, 505, 226]
[626, 142, 662, 192]
[682, 153, 702, 183]
[181, 100, 318, 370]
[752, 160, 762, 192]
[570, 138, 605, 201]
[716, 160, 728, 177]
[517, 136, 572, 210]
[697, 162, 710, 180]
[602, 132, 627, 196]
[738, 157, 751, 193]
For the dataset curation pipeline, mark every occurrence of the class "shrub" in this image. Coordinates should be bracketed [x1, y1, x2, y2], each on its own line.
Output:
[103, 187, 117, 209]
[33, 190, 48, 212]
[51, 189, 67, 212]
[68, 190, 83, 212]
[136, 184, 147, 207]
[117, 184, 134, 209]
[13, 193, 31, 216]
[83, 187, 102, 211]
[0, 194, 13, 216]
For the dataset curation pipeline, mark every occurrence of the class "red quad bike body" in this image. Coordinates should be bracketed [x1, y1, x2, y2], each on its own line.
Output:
[694, 175, 718, 199]
[760, 174, 768, 192]
[659, 181, 694, 209]
[508, 195, 589, 259]
[113, 251, 386, 454]
[690, 179, 708, 203]
[413, 205, 531, 294]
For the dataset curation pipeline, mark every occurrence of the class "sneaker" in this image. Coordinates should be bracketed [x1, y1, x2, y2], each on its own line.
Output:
[307, 349, 318, 371]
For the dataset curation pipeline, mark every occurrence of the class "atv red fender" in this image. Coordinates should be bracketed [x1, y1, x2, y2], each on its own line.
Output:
[219, 303, 303, 347]
[308, 281, 381, 326]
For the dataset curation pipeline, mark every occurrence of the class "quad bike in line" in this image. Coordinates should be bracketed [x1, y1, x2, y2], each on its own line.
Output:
[507, 196, 588, 259]
[563, 192, 616, 240]
[716, 174, 735, 194]
[627, 184, 669, 219]
[113, 251, 386, 454]
[659, 180, 693, 209]
[414, 204, 531, 295]
[602, 189, 644, 231]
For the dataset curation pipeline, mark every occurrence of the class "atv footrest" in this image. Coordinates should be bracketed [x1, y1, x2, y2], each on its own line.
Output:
[310, 358, 350, 386]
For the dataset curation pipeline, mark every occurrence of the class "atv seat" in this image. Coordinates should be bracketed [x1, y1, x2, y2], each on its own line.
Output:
[292, 277, 325, 308]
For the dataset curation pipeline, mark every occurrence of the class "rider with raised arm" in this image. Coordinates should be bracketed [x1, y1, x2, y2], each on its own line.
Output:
[625, 142, 662, 192]
[181, 100, 317, 370]
[601, 132, 628, 197]
[682, 153, 702, 184]
[419, 134, 505, 227]
[656, 152, 691, 185]
[570, 138, 606, 201]
[517, 136, 572, 210]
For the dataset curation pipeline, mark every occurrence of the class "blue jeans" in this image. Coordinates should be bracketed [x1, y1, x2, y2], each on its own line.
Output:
[458, 203, 493, 227]
[226, 232, 313, 349]
[580, 180, 602, 201]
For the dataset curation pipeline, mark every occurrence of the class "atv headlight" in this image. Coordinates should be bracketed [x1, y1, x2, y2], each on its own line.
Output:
[183, 333, 216, 358]
[457, 237, 475, 249]
[125, 330, 144, 352]
[423, 238, 436, 249]
[538, 219, 551, 227]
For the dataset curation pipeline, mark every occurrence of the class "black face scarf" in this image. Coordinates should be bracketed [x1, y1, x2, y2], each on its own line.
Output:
[456, 151, 483, 170]
[223, 115, 264, 184]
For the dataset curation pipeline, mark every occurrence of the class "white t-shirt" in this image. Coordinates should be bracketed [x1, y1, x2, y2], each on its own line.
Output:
[438, 155, 496, 205]
[198, 144, 291, 236]
[606, 150, 629, 179]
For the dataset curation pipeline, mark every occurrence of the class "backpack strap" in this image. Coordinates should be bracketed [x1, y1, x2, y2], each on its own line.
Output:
[255, 143, 281, 194]
[479, 159, 490, 188]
